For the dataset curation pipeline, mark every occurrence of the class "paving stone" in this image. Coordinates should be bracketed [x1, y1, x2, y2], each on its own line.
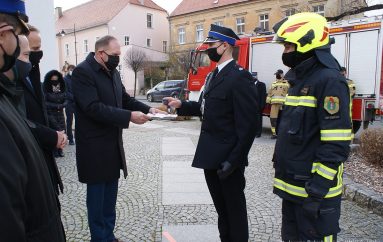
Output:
[57, 118, 383, 241]
[370, 195, 383, 216]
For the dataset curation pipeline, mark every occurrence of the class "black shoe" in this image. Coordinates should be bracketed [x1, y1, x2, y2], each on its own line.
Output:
[58, 150, 65, 157]
[270, 135, 277, 139]
[69, 140, 75, 145]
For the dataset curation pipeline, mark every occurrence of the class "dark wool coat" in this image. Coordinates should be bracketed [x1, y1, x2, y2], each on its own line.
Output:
[43, 70, 67, 131]
[72, 53, 150, 184]
[0, 74, 65, 241]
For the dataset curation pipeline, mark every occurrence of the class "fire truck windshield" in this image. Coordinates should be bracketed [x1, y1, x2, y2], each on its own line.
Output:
[195, 51, 211, 68]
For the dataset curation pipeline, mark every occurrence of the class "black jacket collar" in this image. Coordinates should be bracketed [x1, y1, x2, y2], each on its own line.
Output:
[205, 60, 236, 94]
[284, 57, 319, 86]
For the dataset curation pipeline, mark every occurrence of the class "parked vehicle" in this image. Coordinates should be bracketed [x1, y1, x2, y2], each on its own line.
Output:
[146, 80, 189, 102]
[188, 16, 383, 124]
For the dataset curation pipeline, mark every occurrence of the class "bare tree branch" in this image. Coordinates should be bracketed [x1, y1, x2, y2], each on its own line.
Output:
[327, 4, 383, 21]
[124, 47, 147, 97]
[124, 47, 147, 73]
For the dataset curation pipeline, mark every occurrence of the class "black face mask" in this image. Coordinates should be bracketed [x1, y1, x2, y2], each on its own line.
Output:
[282, 52, 297, 68]
[29, 50, 43, 65]
[206, 43, 224, 63]
[15, 59, 32, 81]
[276, 74, 282, 79]
[282, 50, 314, 68]
[103, 52, 120, 70]
[0, 30, 20, 72]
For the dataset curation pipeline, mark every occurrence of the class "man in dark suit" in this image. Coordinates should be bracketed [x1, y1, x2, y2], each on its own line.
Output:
[64, 64, 75, 145]
[72, 35, 163, 242]
[252, 72, 266, 137]
[18, 25, 66, 195]
[166, 25, 259, 242]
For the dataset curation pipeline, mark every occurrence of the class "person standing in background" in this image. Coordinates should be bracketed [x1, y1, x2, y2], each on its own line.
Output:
[65, 64, 76, 145]
[340, 66, 362, 135]
[267, 69, 289, 139]
[252, 72, 266, 138]
[43, 70, 67, 158]
[15, 34, 65, 194]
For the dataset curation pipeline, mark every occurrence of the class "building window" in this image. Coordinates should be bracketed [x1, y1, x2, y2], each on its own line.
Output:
[285, 8, 296, 17]
[83, 39, 89, 53]
[147, 38, 152, 47]
[147, 13, 153, 28]
[162, 41, 167, 53]
[117, 64, 123, 80]
[178, 27, 185, 44]
[124, 36, 130, 45]
[196, 24, 204, 42]
[213, 21, 223, 27]
[259, 14, 269, 31]
[313, 5, 325, 16]
[65, 43, 69, 57]
[236, 17, 245, 34]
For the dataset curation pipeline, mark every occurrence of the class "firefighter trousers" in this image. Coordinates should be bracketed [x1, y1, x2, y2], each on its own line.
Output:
[270, 103, 282, 135]
[281, 199, 341, 242]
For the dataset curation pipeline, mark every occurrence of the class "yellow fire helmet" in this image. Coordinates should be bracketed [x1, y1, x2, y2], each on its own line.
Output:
[273, 12, 329, 53]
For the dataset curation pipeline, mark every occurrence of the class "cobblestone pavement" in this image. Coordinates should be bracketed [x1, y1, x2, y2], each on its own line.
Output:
[59, 117, 383, 241]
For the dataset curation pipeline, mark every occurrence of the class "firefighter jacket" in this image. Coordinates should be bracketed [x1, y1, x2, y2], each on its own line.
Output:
[267, 79, 290, 104]
[347, 79, 356, 98]
[273, 57, 352, 204]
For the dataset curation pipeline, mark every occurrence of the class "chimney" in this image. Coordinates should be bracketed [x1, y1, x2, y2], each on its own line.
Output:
[55, 7, 63, 20]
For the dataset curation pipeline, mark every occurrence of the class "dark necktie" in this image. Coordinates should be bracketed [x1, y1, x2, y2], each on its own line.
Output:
[211, 67, 219, 80]
[26, 77, 35, 92]
[204, 67, 218, 93]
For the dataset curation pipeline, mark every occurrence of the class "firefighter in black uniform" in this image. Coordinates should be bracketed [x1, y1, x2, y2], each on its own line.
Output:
[272, 13, 352, 241]
[165, 24, 259, 242]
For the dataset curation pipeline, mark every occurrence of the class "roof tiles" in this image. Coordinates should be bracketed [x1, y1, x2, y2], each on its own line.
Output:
[56, 0, 166, 32]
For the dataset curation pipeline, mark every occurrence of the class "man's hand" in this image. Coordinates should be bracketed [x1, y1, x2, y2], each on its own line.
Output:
[148, 107, 167, 114]
[131, 111, 150, 124]
[56, 131, 67, 149]
[302, 197, 322, 219]
[217, 161, 236, 180]
[163, 97, 182, 109]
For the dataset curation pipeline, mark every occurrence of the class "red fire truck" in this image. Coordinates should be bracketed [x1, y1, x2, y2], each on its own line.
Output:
[188, 16, 383, 124]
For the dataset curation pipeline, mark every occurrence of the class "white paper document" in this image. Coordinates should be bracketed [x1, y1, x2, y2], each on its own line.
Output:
[147, 113, 178, 120]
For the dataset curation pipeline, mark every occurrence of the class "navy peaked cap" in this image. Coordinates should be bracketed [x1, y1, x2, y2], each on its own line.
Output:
[0, 0, 29, 34]
[204, 24, 240, 46]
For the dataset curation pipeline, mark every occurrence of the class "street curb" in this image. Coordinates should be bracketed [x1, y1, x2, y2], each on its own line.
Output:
[342, 174, 383, 216]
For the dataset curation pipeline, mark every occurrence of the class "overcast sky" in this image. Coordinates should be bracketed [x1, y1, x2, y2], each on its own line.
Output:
[54, 0, 183, 14]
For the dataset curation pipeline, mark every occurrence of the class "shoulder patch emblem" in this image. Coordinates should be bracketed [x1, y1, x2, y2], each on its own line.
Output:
[324, 96, 340, 115]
